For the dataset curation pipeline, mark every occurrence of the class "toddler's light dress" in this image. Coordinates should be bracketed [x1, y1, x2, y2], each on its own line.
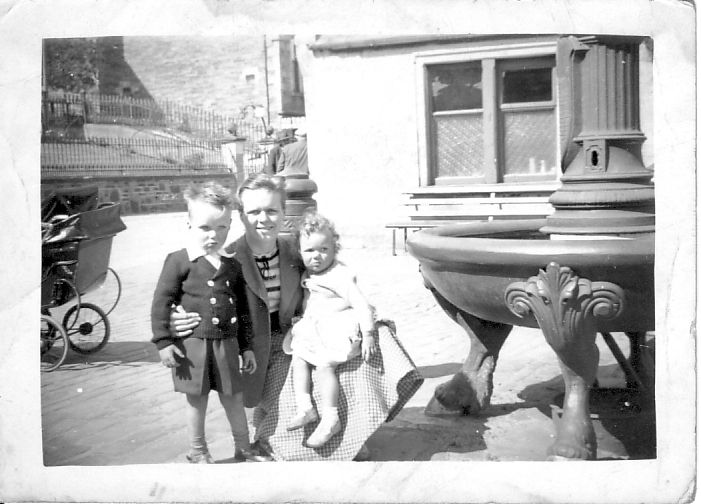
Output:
[289, 261, 372, 366]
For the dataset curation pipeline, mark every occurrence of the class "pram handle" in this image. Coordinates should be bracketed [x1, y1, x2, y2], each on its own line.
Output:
[42, 260, 78, 282]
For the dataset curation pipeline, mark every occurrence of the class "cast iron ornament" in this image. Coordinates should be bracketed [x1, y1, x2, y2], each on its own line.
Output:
[504, 262, 625, 351]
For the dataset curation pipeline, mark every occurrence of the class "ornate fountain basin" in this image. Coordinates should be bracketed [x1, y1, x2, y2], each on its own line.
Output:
[407, 219, 654, 332]
[407, 219, 654, 460]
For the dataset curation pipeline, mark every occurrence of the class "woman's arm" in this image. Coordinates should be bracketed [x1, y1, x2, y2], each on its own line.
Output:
[169, 307, 201, 337]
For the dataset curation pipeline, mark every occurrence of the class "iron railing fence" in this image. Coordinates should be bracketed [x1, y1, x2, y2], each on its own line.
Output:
[42, 91, 238, 138]
[42, 91, 272, 175]
[41, 135, 232, 177]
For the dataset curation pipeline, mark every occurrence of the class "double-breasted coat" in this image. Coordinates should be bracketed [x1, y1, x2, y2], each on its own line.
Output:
[226, 234, 305, 408]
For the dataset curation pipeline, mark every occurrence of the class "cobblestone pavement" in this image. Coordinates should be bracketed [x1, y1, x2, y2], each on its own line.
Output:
[40, 212, 655, 466]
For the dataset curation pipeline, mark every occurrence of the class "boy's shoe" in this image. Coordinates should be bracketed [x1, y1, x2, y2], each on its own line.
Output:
[234, 446, 274, 462]
[305, 417, 342, 448]
[186, 451, 215, 464]
[286, 408, 319, 431]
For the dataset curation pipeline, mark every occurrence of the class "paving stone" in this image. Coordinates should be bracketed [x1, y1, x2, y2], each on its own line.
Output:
[40, 212, 655, 465]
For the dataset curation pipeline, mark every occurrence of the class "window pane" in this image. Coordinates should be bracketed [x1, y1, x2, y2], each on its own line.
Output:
[502, 67, 552, 103]
[435, 114, 483, 178]
[503, 109, 557, 176]
[429, 63, 482, 111]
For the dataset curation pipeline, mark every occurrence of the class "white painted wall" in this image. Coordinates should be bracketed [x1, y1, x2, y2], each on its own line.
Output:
[302, 46, 422, 247]
[300, 36, 658, 248]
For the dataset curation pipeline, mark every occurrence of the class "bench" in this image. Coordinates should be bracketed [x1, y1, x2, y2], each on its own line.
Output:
[386, 183, 558, 255]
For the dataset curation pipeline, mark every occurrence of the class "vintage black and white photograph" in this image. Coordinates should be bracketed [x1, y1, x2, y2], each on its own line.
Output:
[0, 0, 696, 502]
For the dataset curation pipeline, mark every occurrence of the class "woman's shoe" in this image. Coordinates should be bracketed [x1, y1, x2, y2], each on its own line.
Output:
[234, 446, 274, 462]
[305, 417, 342, 448]
[186, 451, 215, 464]
[286, 408, 319, 431]
[353, 443, 371, 461]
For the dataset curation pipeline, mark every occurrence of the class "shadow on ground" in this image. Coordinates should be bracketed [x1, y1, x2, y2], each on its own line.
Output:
[518, 365, 656, 460]
[389, 362, 655, 461]
[57, 341, 160, 370]
[416, 362, 462, 379]
[365, 407, 489, 461]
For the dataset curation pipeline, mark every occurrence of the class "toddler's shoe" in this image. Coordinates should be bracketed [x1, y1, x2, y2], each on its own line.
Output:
[286, 408, 319, 431]
[186, 451, 215, 464]
[234, 446, 274, 462]
[305, 417, 342, 448]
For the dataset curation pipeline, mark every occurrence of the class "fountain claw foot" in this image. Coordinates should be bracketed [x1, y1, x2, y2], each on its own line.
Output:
[425, 396, 465, 416]
[547, 439, 596, 461]
[432, 369, 495, 416]
[427, 372, 489, 416]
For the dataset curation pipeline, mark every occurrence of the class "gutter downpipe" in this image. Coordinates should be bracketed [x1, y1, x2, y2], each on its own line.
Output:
[263, 35, 271, 126]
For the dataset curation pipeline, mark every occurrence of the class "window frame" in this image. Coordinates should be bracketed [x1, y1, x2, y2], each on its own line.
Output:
[414, 38, 561, 187]
[497, 56, 558, 184]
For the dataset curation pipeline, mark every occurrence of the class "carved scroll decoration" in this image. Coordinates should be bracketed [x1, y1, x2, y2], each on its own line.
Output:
[504, 262, 625, 352]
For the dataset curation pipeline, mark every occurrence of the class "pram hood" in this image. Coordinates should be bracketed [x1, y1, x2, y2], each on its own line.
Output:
[42, 186, 127, 244]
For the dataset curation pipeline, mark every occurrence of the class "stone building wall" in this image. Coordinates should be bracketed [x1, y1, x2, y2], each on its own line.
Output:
[41, 174, 238, 215]
[96, 35, 305, 121]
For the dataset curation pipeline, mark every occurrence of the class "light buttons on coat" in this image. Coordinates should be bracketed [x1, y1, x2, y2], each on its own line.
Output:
[212, 317, 220, 325]
[207, 280, 214, 287]
[210, 298, 217, 305]
[230, 317, 237, 323]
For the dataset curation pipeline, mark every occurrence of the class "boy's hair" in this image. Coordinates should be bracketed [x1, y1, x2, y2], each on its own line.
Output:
[183, 181, 234, 216]
[236, 173, 287, 211]
[296, 209, 341, 252]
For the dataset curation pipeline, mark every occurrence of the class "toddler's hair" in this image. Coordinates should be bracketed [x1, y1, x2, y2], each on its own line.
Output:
[183, 181, 234, 215]
[236, 172, 287, 211]
[296, 209, 341, 251]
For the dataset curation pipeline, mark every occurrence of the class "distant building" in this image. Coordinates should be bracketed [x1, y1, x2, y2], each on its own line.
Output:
[44, 35, 306, 127]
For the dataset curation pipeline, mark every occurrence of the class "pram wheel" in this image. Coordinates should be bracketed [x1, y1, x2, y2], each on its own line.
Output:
[41, 313, 69, 372]
[83, 267, 122, 317]
[63, 302, 110, 354]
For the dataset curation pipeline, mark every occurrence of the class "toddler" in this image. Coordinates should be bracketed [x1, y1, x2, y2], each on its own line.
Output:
[284, 210, 377, 448]
[151, 181, 265, 463]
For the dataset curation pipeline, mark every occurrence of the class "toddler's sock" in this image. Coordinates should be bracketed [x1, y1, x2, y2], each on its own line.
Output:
[296, 393, 314, 413]
[321, 406, 339, 423]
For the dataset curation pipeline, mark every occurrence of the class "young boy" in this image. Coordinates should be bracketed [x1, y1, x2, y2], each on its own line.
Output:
[151, 181, 268, 463]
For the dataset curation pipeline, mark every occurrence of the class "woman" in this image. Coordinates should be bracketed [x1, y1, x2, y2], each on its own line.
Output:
[172, 173, 423, 461]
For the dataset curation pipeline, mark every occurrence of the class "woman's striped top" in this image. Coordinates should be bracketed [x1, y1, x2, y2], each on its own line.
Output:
[254, 248, 281, 313]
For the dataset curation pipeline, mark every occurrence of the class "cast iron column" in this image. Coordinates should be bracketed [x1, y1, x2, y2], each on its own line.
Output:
[541, 36, 655, 236]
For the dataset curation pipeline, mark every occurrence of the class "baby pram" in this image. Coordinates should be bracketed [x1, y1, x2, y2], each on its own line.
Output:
[41, 186, 126, 372]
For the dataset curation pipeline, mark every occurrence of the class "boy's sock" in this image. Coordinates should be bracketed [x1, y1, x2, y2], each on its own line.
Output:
[230, 413, 251, 451]
[189, 434, 208, 455]
[231, 425, 251, 452]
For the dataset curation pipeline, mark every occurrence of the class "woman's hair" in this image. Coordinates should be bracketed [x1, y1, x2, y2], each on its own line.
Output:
[296, 209, 341, 252]
[183, 181, 234, 216]
[236, 172, 287, 211]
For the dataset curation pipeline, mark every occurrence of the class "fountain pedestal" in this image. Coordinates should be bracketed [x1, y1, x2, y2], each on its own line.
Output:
[411, 36, 655, 460]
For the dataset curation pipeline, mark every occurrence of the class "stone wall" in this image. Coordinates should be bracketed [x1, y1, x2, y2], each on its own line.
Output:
[96, 35, 305, 121]
[41, 174, 238, 215]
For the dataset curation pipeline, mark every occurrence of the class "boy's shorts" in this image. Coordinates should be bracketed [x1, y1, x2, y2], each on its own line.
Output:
[171, 337, 243, 396]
